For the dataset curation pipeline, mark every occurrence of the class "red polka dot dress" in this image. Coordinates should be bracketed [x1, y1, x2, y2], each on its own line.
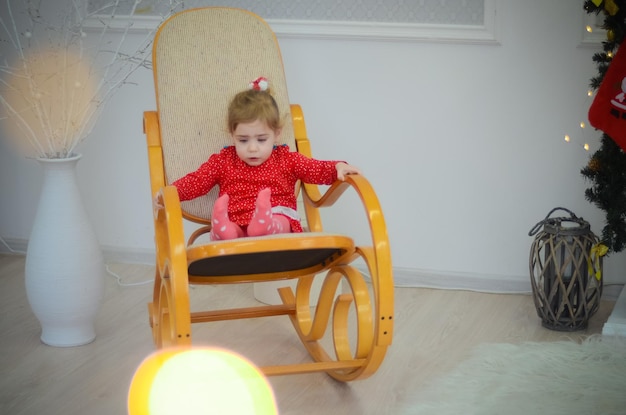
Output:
[172, 145, 343, 232]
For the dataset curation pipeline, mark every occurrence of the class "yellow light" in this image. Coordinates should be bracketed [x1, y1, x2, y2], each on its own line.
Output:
[580, 121, 586, 129]
[584, 143, 590, 151]
[564, 135, 571, 142]
[587, 90, 593, 97]
[586, 25, 593, 33]
[608, 51, 614, 58]
[128, 348, 278, 415]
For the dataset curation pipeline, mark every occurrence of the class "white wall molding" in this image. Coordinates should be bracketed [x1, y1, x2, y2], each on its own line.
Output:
[269, 18, 500, 44]
[580, 10, 606, 47]
[83, 0, 500, 45]
[81, 14, 161, 34]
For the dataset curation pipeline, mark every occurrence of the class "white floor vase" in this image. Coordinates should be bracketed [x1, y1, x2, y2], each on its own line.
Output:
[25, 154, 105, 347]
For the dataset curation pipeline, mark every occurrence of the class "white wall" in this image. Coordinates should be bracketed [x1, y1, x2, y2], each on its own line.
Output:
[1, 0, 625, 288]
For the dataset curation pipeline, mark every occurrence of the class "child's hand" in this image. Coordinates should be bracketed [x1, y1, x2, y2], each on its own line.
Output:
[336, 162, 362, 181]
[153, 194, 164, 211]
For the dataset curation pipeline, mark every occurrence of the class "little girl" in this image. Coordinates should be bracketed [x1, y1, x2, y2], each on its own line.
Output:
[170, 78, 361, 241]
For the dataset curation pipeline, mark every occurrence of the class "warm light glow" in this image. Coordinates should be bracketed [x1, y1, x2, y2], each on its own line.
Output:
[584, 143, 590, 151]
[586, 25, 593, 33]
[564, 135, 571, 142]
[587, 89, 593, 97]
[608, 51, 614, 58]
[1, 47, 98, 158]
[128, 348, 278, 415]
[0, 1, 182, 159]
[580, 121, 586, 129]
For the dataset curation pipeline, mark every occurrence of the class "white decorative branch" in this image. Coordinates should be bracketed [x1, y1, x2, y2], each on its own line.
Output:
[0, 0, 183, 158]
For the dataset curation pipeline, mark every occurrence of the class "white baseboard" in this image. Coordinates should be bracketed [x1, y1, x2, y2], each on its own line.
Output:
[2, 237, 623, 302]
[100, 244, 155, 265]
[0, 238, 530, 293]
[390, 266, 532, 294]
[390, 267, 624, 301]
[0, 237, 156, 265]
[0, 237, 27, 255]
[603, 286, 626, 337]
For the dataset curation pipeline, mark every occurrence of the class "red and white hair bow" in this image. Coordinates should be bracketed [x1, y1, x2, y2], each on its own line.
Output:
[249, 76, 269, 91]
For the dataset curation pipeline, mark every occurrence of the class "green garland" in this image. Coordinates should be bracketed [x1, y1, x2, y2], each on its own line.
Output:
[581, 0, 626, 252]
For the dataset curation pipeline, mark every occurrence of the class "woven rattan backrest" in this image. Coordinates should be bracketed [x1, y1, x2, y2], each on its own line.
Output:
[153, 7, 294, 221]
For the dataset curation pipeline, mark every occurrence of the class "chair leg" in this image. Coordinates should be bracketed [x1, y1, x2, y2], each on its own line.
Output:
[150, 261, 192, 348]
[148, 268, 160, 344]
[152, 186, 193, 348]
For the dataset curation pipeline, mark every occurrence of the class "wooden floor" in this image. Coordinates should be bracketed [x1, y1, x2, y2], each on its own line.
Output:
[0, 254, 615, 415]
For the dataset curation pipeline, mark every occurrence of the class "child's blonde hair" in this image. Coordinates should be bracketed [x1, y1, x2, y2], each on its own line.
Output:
[227, 89, 283, 133]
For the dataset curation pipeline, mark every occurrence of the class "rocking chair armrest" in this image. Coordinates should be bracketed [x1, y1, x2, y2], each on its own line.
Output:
[302, 174, 390, 257]
[154, 185, 183, 223]
[303, 174, 376, 210]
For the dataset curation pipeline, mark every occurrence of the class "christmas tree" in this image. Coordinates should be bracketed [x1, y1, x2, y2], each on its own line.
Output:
[581, 0, 626, 253]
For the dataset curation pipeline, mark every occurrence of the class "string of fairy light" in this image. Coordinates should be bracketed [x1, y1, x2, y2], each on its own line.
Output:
[564, 14, 616, 152]
[563, 88, 593, 152]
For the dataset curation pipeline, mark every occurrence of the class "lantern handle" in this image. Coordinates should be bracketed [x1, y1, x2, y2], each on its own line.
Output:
[528, 207, 579, 236]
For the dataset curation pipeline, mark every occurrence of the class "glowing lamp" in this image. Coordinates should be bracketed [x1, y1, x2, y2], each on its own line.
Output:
[128, 348, 278, 415]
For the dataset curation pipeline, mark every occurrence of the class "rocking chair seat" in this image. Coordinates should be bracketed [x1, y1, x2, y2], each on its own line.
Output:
[186, 233, 354, 282]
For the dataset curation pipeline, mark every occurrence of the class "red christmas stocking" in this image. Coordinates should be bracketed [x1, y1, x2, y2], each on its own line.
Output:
[588, 44, 626, 151]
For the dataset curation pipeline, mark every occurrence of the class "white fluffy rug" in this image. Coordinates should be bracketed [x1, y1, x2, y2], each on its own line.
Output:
[405, 336, 626, 415]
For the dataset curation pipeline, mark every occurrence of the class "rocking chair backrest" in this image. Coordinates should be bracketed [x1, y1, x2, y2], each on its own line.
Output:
[152, 7, 295, 221]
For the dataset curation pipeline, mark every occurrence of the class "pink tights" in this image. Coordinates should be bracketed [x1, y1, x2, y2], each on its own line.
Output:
[210, 188, 291, 241]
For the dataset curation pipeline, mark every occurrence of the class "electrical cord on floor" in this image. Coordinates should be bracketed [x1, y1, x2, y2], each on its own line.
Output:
[105, 264, 153, 287]
[1, 234, 152, 287]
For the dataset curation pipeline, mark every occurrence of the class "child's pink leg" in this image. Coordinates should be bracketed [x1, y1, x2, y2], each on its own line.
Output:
[210, 194, 244, 240]
[247, 188, 292, 237]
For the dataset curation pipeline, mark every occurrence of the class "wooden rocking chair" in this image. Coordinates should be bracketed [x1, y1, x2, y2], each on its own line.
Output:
[144, 7, 394, 381]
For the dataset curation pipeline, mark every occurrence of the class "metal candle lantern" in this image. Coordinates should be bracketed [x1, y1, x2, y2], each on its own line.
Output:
[528, 207, 605, 331]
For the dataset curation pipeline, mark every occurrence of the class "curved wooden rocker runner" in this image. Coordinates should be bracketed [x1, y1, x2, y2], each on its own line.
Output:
[144, 7, 394, 381]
